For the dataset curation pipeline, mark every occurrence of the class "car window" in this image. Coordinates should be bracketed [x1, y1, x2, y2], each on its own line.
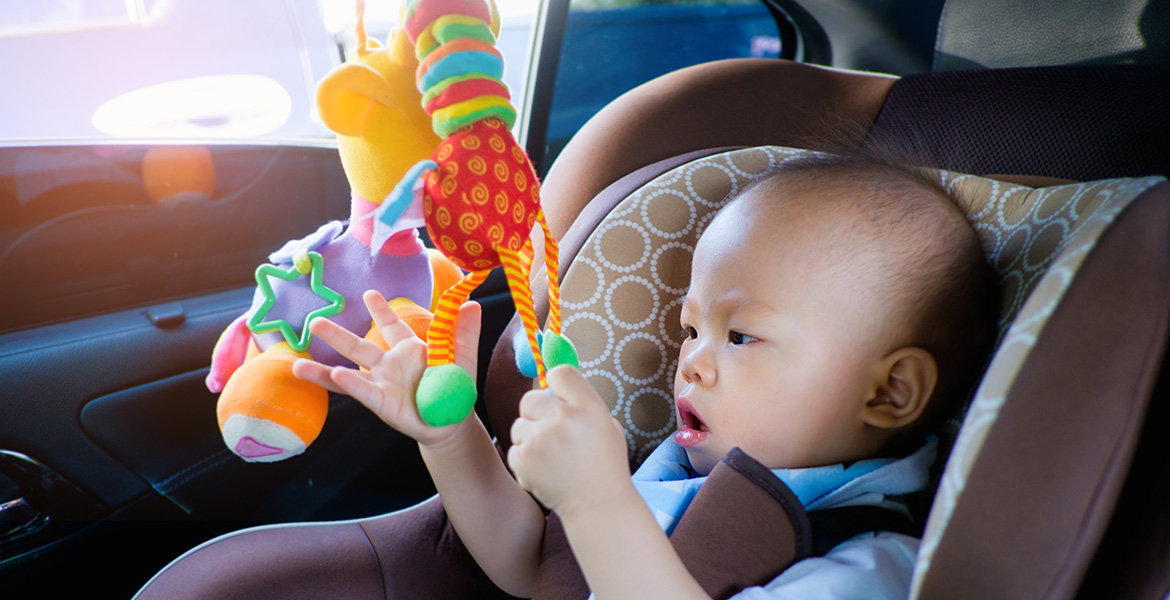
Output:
[0, 0, 343, 334]
[334, 1, 537, 134]
[542, 0, 780, 167]
[0, 144, 350, 333]
[0, 0, 538, 334]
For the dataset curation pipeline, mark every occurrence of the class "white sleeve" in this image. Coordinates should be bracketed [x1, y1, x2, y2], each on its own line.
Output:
[727, 532, 920, 600]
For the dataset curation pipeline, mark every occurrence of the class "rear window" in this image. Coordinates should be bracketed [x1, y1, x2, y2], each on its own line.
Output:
[0, 144, 350, 332]
[543, 0, 780, 166]
[0, 0, 353, 333]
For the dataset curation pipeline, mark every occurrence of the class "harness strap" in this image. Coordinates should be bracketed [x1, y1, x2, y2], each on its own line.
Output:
[808, 504, 923, 558]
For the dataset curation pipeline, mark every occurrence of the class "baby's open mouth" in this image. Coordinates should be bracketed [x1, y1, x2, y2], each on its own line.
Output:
[679, 405, 708, 432]
[675, 398, 710, 447]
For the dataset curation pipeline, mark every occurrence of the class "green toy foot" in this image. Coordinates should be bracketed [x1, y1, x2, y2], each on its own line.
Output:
[541, 331, 580, 371]
[416, 364, 477, 427]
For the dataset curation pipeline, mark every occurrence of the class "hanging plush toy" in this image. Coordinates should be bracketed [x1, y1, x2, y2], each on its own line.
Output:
[370, 0, 579, 426]
[206, 2, 462, 463]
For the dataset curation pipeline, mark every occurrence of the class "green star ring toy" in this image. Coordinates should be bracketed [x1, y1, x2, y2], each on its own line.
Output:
[247, 250, 345, 353]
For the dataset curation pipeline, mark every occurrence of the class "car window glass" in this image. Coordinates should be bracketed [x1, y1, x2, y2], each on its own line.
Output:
[543, 0, 780, 167]
[0, 1, 539, 335]
[0, 144, 350, 333]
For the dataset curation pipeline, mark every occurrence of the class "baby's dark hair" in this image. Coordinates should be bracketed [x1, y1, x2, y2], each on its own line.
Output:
[735, 147, 1001, 437]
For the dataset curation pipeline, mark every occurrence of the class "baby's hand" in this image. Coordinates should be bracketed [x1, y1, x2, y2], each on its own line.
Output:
[292, 290, 481, 447]
[508, 366, 631, 519]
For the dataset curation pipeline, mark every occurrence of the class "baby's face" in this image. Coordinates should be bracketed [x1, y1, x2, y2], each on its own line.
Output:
[673, 191, 892, 475]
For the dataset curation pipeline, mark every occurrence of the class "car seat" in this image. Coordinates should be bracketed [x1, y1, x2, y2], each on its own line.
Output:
[932, 0, 1170, 70]
[135, 56, 1170, 600]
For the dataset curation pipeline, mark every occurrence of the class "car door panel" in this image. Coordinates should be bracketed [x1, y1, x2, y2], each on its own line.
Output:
[0, 144, 468, 590]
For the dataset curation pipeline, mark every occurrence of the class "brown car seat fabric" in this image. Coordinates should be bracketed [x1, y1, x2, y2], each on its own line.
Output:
[1077, 340, 1170, 600]
[537, 59, 897, 239]
[933, 0, 1170, 70]
[913, 182, 1170, 600]
[135, 496, 513, 600]
[489, 145, 1168, 600]
[531, 448, 920, 600]
[869, 64, 1170, 181]
[485, 148, 735, 448]
[136, 58, 1170, 600]
[499, 146, 1166, 466]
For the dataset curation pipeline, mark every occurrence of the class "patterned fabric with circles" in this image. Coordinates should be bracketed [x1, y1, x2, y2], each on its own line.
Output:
[559, 147, 809, 465]
[909, 172, 1165, 595]
[556, 145, 1163, 496]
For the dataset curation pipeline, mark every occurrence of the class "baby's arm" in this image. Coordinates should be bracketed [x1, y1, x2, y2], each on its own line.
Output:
[416, 407, 546, 596]
[293, 291, 545, 596]
[508, 366, 710, 600]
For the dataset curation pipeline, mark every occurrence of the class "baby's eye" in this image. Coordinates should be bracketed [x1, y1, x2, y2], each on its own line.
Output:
[681, 325, 698, 340]
[728, 331, 759, 345]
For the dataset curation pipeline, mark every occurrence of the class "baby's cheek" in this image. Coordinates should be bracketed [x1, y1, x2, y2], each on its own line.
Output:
[685, 447, 717, 477]
[736, 414, 793, 461]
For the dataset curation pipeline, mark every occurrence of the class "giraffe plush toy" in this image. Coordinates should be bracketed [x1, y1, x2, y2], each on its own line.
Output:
[207, 3, 463, 462]
[371, 0, 579, 426]
[209, 0, 576, 462]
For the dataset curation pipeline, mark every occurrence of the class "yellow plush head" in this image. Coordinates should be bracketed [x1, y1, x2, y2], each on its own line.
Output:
[315, 1, 441, 203]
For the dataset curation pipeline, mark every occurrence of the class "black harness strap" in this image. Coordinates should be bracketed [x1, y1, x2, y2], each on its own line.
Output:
[808, 505, 924, 558]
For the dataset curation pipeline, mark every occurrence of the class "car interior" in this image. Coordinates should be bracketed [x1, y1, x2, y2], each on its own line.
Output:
[1, 0, 1168, 597]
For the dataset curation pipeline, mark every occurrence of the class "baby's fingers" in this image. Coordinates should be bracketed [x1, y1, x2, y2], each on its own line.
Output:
[309, 316, 385, 371]
[452, 301, 482, 379]
[363, 291, 419, 348]
[327, 366, 390, 417]
[545, 366, 598, 408]
[291, 358, 347, 394]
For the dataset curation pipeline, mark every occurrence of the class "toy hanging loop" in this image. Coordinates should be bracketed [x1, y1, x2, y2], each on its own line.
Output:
[355, 0, 371, 57]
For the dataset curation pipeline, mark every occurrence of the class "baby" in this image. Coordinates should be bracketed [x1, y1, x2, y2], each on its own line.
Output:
[293, 150, 999, 599]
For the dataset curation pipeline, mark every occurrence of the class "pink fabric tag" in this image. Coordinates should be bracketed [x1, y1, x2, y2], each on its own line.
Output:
[349, 193, 426, 256]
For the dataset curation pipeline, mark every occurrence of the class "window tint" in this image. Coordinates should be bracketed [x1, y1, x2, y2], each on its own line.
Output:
[0, 0, 129, 31]
[544, 0, 780, 166]
[0, 0, 338, 143]
[0, 144, 350, 333]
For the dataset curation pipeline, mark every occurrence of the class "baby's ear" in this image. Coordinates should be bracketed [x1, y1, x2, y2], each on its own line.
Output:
[862, 347, 937, 429]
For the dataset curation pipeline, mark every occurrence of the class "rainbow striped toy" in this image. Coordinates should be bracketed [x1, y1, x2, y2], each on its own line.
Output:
[385, 0, 579, 426]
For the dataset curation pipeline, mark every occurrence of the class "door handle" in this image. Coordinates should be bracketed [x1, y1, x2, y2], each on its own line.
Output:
[0, 450, 106, 547]
[0, 496, 42, 540]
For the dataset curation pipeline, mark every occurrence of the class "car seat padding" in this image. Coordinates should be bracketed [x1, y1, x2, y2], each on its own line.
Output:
[870, 64, 1170, 181]
[913, 182, 1170, 600]
[135, 495, 510, 600]
[1077, 341, 1170, 598]
[538, 59, 896, 239]
[933, 0, 1170, 70]
[531, 447, 918, 600]
[496, 146, 1166, 465]
[485, 147, 734, 447]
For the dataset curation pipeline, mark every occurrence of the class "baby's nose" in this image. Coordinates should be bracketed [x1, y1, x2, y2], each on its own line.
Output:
[678, 346, 714, 385]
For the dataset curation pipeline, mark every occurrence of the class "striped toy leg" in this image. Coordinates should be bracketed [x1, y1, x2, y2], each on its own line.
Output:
[536, 210, 579, 372]
[426, 269, 490, 368]
[498, 247, 548, 388]
[537, 210, 562, 335]
[415, 269, 489, 427]
[518, 234, 535, 278]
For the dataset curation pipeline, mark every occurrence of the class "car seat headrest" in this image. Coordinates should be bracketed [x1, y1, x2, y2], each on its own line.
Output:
[532, 146, 1165, 467]
[483, 143, 1169, 595]
[933, 0, 1170, 70]
[870, 64, 1170, 180]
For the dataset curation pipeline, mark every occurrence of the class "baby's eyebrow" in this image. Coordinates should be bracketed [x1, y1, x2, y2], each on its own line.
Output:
[715, 292, 781, 316]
